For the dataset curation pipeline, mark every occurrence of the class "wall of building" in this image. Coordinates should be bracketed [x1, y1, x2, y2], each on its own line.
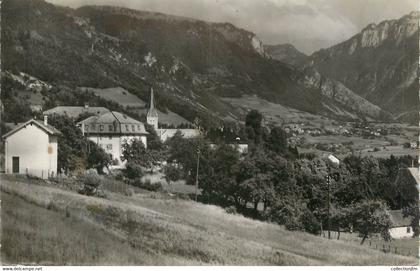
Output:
[157, 129, 199, 142]
[87, 135, 147, 168]
[4, 124, 57, 179]
[389, 227, 413, 239]
[209, 143, 249, 154]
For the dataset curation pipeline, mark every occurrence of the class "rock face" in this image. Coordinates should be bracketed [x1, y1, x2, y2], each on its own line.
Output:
[2, 0, 393, 124]
[309, 11, 419, 122]
[264, 44, 307, 67]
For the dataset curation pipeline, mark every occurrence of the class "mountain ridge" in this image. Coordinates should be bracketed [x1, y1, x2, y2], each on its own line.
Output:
[308, 11, 419, 123]
[1, 0, 398, 126]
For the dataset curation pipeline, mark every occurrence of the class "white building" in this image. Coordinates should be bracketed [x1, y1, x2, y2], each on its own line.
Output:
[77, 111, 148, 168]
[388, 210, 414, 239]
[146, 88, 200, 141]
[2, 116, 61, 179]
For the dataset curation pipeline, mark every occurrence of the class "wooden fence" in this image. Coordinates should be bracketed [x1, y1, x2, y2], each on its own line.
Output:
[320, 230, 419, 258]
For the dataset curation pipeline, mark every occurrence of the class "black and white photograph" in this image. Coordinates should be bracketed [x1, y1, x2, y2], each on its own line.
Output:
[0, 0, 419, 268]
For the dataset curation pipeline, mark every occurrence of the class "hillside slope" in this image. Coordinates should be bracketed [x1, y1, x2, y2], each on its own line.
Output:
[309, 12, 419, 122]
[264, 44, 308, 67]
[2, 0, 387, 124]
[1, 176, 417, 265]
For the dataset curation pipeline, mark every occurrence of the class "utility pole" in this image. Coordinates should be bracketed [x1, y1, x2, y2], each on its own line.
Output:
[327, 174, 331, 240]
[326, 154, 339, 240]
[194, 118, 202, 202]
[195, 147, 200, 202]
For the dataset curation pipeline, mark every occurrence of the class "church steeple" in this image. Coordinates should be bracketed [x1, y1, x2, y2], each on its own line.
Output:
[149, 87, 155, 110]
[146, 87, 159, 130]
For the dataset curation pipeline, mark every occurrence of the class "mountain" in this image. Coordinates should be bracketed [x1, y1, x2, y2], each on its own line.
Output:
[309, 11, 419, 123]
[264, 44, 307, 67]
[1, 0, 389, 127]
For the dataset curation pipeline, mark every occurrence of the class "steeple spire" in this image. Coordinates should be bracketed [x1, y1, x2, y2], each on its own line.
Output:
[149, 87, 155, 110]
[146, 87, 159, 130]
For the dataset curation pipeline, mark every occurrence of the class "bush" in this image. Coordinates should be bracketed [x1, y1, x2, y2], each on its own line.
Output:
[125, 178, 163, 192]
[163, 164, 183, 184]
[123, 162, 144, 180]
[300, 209, 321, 234]
[225, 205, 237, 214]
[139, 179, 163, 192]
[78, 170, 104, 197]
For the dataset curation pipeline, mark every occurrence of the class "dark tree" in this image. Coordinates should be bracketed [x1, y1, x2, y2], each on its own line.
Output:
[245, 110, 263, 145]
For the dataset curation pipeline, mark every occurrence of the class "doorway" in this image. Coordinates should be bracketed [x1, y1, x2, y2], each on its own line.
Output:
[12, 156, 19, 173]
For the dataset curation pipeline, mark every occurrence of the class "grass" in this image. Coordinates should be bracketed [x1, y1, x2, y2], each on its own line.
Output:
[1, 175, 418, 266]
[1, 191, 191, 265]
[320, 231, 419, 258]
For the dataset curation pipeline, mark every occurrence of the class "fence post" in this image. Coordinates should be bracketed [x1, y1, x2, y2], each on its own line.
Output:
[369, 241, 371, 246]
[382, 244, 385, 252]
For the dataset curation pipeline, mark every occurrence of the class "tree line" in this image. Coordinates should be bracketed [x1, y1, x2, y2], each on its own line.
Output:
[42, 111, 419, 242]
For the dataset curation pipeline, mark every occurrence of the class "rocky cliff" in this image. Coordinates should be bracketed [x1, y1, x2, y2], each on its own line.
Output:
[1, 0, 393, 125]
[309, 11, 419, 122]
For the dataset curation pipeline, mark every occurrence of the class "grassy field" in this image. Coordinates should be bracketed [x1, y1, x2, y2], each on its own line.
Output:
[1, 175, 418, 266]
[222, 95, 331, 126]
[320, 231, 419, 258]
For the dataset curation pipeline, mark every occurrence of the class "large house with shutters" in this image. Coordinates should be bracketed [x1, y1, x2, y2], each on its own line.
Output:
[2, 116, 61, 179]
[77, 111, 148, 168]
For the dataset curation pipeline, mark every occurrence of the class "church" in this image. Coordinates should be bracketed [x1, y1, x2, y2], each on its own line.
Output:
[146, 88, 200, 141]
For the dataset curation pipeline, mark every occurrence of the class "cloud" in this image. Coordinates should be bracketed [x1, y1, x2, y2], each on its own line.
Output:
[46, 0, 417, 54]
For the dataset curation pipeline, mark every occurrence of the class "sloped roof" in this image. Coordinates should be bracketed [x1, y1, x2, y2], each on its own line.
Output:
[44, 106, 110, 119]
[2, 119, 61, 139]
[77, 111, 148, 135]
[407, 167, 420, 185]
[388, 210, 413, 228]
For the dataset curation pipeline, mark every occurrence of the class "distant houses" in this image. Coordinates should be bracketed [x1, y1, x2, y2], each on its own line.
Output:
[77, 111, 149, 168]
[2, 116, 61, 179]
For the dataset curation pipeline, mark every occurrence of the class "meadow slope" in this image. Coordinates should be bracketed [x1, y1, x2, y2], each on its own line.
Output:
[1, 176, 418, 266]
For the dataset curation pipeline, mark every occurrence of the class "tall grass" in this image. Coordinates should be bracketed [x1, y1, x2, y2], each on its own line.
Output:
[1, 191, 196, 265]
[1, 177, 418, 265]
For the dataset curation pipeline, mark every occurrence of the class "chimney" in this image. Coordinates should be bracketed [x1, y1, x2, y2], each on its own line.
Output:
[44, 115, 48, 126]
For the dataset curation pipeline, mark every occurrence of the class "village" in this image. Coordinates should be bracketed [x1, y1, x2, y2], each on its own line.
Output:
[1, 85, 419, 264]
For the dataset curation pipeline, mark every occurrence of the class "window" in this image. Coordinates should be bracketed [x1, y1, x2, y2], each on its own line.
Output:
[100, 125, 104, 131]
[91, 124, 96, 131]
[109, 125, 113, 132]
[126, 124, 129, 131]
[85, 125, 89, 131]
[138, 125, 141, 130]
[106, 144, 113, 151]
[407, 227, 411, 233]
[132, 125, 135, 132]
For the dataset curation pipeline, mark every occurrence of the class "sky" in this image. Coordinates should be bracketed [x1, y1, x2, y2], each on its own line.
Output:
[46, 0, 418, 54]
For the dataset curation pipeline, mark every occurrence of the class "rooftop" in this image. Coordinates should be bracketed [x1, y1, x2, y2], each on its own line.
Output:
[388, 210, 413, 228]
[77, 111, 148, 135]
[44, 106, 110, 119]
[2, 119, 61, 139]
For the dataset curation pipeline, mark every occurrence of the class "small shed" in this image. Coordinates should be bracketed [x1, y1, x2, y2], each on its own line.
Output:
[388, 210, 414, 239]
[2, 116, 61, 179]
